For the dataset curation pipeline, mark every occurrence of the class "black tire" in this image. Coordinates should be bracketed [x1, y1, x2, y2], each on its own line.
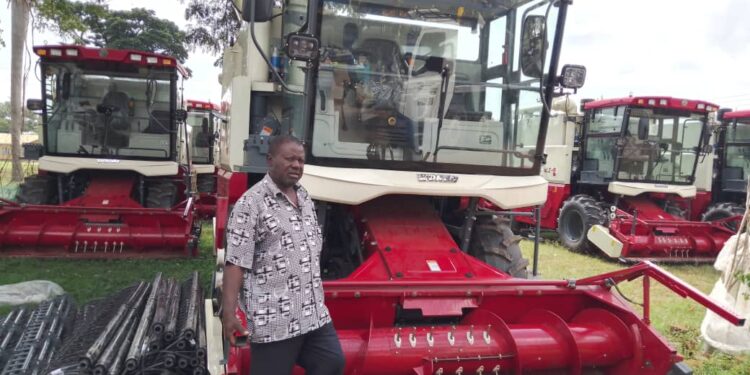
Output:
[15, 175, 56, 205]
[556, 194, 608, 253]
[702, 202, 745, 232]
[469, 216, 529, 278]
[197, 174, 216, 194]
[145, 181, 178, 208]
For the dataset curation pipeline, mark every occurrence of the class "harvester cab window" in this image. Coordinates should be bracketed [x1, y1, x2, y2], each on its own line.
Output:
[580, 107, 624, 183]
[310, 0, 560, 174]
[187, 112, 213, 164]
[724, 121, 750, 192]
[42, 62, 175, 160]
[616, 109, 704, 184]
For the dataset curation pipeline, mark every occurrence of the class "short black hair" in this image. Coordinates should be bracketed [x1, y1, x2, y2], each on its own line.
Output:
[268, 134, 303, 156]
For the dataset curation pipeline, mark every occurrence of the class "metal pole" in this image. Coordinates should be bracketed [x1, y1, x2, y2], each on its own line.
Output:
[532, 205, 541, 277]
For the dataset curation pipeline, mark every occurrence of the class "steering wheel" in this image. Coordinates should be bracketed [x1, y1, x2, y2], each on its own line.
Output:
[96, 104, 120, 116]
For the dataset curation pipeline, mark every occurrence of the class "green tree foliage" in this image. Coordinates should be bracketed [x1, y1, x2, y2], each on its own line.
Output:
[185, 0, 241, 65]
[36, 1, 188, 62]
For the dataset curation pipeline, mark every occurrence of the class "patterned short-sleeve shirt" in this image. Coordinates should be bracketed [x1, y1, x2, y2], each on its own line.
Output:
[226, 174, 330, 343]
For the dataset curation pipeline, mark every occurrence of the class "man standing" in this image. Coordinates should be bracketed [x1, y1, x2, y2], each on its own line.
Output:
[222, 135, 345, 375]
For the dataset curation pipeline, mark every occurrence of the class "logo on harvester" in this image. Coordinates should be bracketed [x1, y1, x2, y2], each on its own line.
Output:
[417, 173, 459, 183]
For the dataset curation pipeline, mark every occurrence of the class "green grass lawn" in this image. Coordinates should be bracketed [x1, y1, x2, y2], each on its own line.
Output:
[1, 223, 748, 374]
[0, 222, 216, 316]
[521, 239, 750, 375]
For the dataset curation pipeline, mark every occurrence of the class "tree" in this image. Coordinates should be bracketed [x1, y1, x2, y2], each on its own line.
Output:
[10, 0, 31, 182]
[37, 3, 189, 62]
[185, 0, 241, 65]
[90, 8, 188, 62]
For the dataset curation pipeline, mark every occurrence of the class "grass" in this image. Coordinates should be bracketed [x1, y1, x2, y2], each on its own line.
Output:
[0, 222, 216, 315]
[521, 238, 750, 375]
[1, 220, 748, 373]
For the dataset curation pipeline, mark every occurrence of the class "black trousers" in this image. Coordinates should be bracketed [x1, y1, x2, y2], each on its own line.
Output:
[249, 322, 345, 375]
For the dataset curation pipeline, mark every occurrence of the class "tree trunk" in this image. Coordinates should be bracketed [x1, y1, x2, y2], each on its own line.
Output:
[10, 0, 31, 182]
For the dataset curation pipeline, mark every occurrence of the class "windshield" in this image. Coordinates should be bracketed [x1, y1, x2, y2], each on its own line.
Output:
[617, 108, 705, 184]
[186, 111, 214, 164]
[306, 0, 560, 175]
[41, 62, 176, 160]
[723, 120, 750, 192]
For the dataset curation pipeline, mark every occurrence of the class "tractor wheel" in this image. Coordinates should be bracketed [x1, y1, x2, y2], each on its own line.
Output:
[702, 202, 745, 232]
[145, 181, 178, 209]
[15, 175, 56, 205]
[556, 194, 608, 253]
[469, 216, 529, 278]
[197, 174, 216, 194]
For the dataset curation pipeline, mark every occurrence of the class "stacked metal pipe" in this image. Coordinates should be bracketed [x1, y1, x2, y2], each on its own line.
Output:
[44, 272, 207, 375]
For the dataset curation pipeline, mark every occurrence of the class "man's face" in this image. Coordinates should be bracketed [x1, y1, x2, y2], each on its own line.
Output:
[268, 142, 305, 188]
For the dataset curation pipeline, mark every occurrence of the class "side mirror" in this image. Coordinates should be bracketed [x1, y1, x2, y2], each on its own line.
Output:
[175, 109, 188, 122]
[26, 99, 44, 112]
[520, 15, 547, 79]
[559, 65, 586, 90]
[637, 117, 649, 140]
[241, 0, 274, 22]
[285, 34, 320, 62]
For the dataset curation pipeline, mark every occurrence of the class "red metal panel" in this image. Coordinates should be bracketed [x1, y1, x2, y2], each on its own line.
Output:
[724, 109, 750, 120]
[514, 183, 570, 229]
[214, 170, 248, 251]
[33, 45, 188, 77]
[584, 96, 718, 113]
[608, 197, 733, 260]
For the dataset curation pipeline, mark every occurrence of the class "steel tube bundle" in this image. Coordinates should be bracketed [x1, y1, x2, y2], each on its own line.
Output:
[79, 282, 147, 371]
[124, 273, 162, 371]
[92, 284, 148, 375]
[163, 280, 182, 342]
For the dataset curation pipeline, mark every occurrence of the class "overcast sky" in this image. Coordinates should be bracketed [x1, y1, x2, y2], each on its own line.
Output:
[2, 0, 750, 108]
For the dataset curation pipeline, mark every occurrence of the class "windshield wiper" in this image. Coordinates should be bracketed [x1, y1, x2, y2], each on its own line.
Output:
[431, 63, 452, 162]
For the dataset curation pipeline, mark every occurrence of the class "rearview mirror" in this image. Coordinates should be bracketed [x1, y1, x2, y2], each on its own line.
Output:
[520, 15, 547, 79]
[26, 99, 44, 112]
[637, 117, 649, 140]
[241, 0, 274, 22]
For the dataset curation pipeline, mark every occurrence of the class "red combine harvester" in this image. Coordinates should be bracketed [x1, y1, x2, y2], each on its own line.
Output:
[515, 96, 735, 262]
[185, 99, 222, 218]
[200, 0, 745, 374]
[0, 45, 199, 258]
[700, 109, 750, 227]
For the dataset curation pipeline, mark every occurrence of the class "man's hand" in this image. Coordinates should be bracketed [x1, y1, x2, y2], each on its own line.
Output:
[222, 264, 249, 346]
[222, 312, 250, 347]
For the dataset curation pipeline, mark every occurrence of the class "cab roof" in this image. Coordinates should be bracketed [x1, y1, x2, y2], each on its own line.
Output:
[33, 45, 189, 78]
[583, 96, 718, 114]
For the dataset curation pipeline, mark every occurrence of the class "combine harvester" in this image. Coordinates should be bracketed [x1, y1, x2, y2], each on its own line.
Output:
[184, 99, 223, 218]
[0, 45, 200, 257]
[201, 0, 745, 374]
[515, 96, 735, 262]
[699, 109, 750, 227]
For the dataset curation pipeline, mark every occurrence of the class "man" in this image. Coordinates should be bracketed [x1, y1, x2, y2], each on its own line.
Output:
[222, 135, 345, 375]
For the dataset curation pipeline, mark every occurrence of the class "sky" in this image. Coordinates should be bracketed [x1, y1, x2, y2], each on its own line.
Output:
[1, 0, 750, 109]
